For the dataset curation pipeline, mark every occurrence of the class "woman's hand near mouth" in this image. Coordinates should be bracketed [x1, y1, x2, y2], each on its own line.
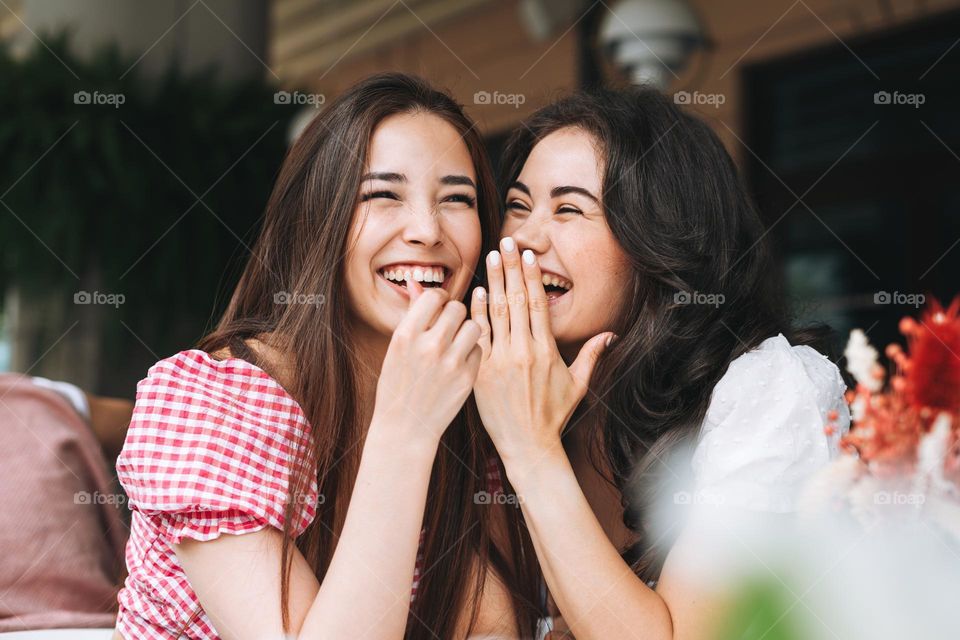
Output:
[372, 276, 483, 448]
[470, 236, 613, 469]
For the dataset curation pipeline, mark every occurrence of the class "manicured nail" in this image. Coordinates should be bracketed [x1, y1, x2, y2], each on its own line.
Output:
[522, 249, 535, 265]
[475, 287, 486, 301]
[502, 237, 515, 252]
[488, 250, 501, 266]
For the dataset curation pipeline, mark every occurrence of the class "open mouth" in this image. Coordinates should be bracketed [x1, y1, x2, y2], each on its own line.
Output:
[541, 272, 572, 301]
[378, 264, 450, 291]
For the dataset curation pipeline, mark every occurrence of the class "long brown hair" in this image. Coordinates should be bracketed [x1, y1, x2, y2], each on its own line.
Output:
[196, 73, 542, 638]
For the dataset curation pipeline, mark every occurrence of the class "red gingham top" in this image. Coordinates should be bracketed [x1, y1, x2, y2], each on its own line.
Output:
[115, 350, 504, 640]
[115, 350, 320, 639]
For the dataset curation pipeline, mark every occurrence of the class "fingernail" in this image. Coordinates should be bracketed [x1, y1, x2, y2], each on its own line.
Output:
[522, 249, 535, 265]
[488, 251, 501, 266]
[475, 287, 486, 301]
[605, 333, 618, 347]
[502, 237, 515, 252]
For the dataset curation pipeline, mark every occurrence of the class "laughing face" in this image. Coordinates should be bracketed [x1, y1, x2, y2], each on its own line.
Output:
[501, 126, 631, 356]
[345, 111, 482, 338]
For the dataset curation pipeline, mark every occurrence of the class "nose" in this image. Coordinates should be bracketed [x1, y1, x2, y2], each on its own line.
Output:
[402, 206, 443, 248]
[510, 214, 550, 255]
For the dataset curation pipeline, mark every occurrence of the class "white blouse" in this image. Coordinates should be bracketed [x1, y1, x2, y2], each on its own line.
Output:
[690, 333, 851, 512]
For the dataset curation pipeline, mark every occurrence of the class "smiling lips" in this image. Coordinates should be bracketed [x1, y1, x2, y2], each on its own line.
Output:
[378, 263, 572, 302]
[379, 264, 449, 289]
[541, 271, 572, 300]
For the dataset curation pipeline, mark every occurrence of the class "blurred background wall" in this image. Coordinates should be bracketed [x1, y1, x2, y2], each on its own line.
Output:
[1, 0, 958, 397]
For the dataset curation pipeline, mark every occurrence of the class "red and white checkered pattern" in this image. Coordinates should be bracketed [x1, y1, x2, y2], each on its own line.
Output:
[115, 349, 505, 639]
[115, 350, 322, 638]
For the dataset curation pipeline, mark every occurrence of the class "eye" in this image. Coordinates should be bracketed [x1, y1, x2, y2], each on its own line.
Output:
[442, 193, 477, 207]
[556, 206, 583, 216]
[361, 190, 400, 202]
[506, 200, 531, 214]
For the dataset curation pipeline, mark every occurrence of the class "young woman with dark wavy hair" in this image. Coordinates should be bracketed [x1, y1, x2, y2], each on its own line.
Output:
[471, 86, 850, 639]
[112, 73, 542, 640]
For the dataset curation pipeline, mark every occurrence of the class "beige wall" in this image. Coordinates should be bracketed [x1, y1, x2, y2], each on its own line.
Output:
[270, 0, 960, 158]
[270, 0, 579, 134]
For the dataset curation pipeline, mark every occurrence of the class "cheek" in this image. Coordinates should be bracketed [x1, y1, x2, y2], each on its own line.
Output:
[570, 232, 631, 309]
[445, 214, 483, 268]
[500, 215, 522, 239]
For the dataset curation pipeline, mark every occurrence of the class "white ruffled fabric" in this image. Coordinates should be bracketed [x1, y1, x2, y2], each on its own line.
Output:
[690, 333, 851, 512]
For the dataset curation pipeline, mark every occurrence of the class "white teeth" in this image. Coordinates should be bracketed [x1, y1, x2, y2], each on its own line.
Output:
[380, 266, 447, 284]
[541, 274, 571, 290]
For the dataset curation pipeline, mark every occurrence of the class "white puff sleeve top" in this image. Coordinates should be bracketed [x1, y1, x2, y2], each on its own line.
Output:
[690, 334, 851, 512]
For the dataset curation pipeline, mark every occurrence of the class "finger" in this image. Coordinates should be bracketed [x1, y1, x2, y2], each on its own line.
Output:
[486, 250, 509, 348]
[451, 319, 482, 362]
[499, 236, 530, 346]
[521, 249, 551, 342]
[403, 287, 449, 333]
[569, 332, 616, 395]
[470, 287, 491, 359]
[426, 300, 467, 346]
[407, 276, 425, 304]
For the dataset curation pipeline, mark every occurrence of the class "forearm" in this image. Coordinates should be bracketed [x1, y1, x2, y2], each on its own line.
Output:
[504, 449, 673, 640]
[300, 425, 438, 639]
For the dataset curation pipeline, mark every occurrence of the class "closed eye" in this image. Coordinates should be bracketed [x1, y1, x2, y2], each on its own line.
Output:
[443, 193, 476, 207]
[506, 200, 530, 213]
[361, 190, 400, 202]
[556, 206, 582, 215]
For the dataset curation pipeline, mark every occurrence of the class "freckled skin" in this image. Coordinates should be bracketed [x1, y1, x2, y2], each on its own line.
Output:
[502, 127, 631, 359]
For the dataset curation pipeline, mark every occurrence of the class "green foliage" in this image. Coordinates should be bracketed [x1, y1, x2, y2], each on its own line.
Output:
[714, 576, 809, 640]
[0, 32, 296, 373]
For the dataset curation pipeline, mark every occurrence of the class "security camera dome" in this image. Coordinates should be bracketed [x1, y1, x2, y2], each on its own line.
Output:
[600, 0, 704, 88]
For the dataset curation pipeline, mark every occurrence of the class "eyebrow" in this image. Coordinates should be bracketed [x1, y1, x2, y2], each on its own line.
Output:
[361, 172, 476, 189]
[510, 180, 600, 205]
[361, 172, 406, 183]
[441, 175, 476, 188]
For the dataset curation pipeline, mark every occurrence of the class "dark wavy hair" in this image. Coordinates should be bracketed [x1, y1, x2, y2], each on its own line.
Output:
[498, 85, 830, 583]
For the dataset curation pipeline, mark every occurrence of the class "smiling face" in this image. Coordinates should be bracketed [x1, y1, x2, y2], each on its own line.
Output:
[502, 126, 631, 355]
[345, 111, 482, 338]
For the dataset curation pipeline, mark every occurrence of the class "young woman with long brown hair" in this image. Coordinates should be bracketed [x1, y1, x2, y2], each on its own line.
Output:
[113, 73, 541, 640]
